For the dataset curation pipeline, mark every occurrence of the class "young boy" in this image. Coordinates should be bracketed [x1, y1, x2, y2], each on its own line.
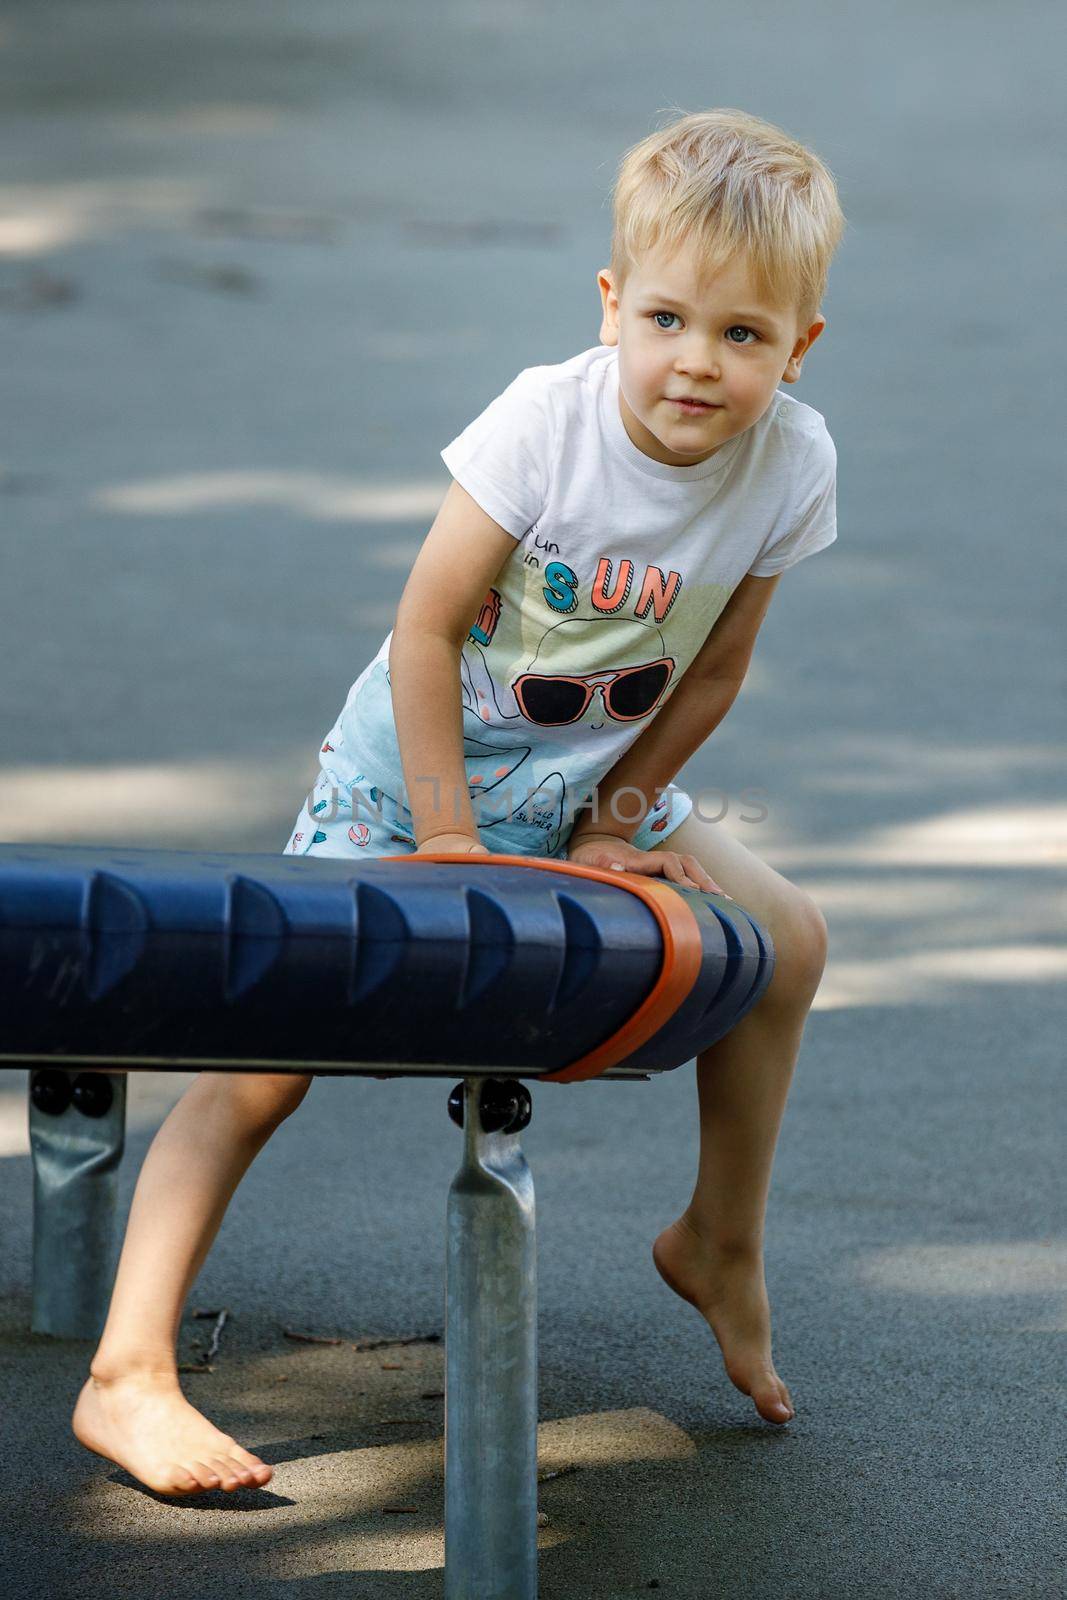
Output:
[73, 106, 845, 1496]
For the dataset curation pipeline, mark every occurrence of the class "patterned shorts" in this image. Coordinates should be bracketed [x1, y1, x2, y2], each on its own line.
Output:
[283, 770, 694, 860]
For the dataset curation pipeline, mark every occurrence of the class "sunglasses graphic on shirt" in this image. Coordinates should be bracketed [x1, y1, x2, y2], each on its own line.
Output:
[512, 656, 675, 726]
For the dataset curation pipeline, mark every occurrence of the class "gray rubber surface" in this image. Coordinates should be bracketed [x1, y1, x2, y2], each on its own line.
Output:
[1, 3, 1065, 1596]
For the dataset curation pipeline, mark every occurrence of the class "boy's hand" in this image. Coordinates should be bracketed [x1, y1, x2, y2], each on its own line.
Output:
[415, 833, 490, 856]
[567, 832, 731, 897]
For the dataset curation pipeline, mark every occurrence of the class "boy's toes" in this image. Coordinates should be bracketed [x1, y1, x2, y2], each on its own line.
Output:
[187, 1460, 223, 1491]
[232, 1444, 273, 1484]
[750, 1373, 794, 1424]
[211, 1446, 271, 1490]
[205, 1455, 243, 1490]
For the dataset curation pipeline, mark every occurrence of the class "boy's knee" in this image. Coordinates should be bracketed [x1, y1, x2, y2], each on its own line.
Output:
[211, 1071, 313, 1132]
[256, 1072, 313, 1125]
[767, 891, 828, 1006]
[797, 893, 829, 967]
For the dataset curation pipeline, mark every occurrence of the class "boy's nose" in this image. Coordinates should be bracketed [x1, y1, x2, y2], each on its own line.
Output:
[677, 358, 721, 382]
[676, 345, 721, 379]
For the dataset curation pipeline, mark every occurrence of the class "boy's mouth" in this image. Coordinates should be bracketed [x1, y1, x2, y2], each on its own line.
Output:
[668, 397, 721, 412]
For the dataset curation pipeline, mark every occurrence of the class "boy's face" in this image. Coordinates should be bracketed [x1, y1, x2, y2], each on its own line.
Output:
[597, 241, 826, 468]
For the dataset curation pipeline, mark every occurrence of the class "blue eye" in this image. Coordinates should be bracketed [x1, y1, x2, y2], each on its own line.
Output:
[650, 313, 760, 344]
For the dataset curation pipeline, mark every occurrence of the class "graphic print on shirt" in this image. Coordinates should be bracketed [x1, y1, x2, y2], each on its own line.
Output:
[464, 614, 675, 731]
[445, 547, 684, 850]
[468, 587, 502, 646]
[438, 542, 718, 851]
[322, 348, 837, 859]
[338, 539, 732, 857]
[540, 555, 684, 624]
[448, 715, 568, 845]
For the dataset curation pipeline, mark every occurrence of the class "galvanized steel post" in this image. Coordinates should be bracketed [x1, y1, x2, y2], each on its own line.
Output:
[28, 1067, 127, 1339]
[445, 1076, 538, 1600]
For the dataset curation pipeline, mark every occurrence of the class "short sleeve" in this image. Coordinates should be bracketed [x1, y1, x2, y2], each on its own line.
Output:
[748, 424, 837, 577]
[440, 367, 554, 540]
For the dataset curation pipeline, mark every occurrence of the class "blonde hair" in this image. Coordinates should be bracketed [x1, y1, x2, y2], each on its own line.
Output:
[609, 107, 846, 331]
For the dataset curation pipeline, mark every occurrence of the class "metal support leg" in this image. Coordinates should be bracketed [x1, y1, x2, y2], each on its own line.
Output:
[445, 1076, 537, 1600]
[28, 1067, 127, 1339]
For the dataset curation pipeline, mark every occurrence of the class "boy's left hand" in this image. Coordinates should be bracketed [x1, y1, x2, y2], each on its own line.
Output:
[566, 833, 731, 897]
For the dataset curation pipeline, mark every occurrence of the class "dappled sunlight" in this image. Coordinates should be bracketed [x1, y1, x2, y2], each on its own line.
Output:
[91, 472, 447, 523]
[799, 731, 1062, 795]
[0, 179, 206, 258]
[0, 1070, 193, 1159]
[858, 1241, 1067, 1333]
[803, 875, 1029, 917]
[804, 872, 1066, 1008]
[753, 804, 1066, 1009]
[68, 1434, 445, 1569]
[66, 1408, 691, 1570]
[801, 875, 1067, 941]
[536, 1405, 696, 1470]
[0, 211, 83, 257]
[779, 802, 1066, 868]
[0, 751, 311, 848]
[814, 941, 1067, 1011]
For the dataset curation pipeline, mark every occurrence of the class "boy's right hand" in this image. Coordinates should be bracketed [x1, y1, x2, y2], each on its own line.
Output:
[415, 833, 490, 856]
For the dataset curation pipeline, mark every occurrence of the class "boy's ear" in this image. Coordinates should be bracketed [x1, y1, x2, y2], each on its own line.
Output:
[781, 314, 827, 383]
[597, 268, 620, 347]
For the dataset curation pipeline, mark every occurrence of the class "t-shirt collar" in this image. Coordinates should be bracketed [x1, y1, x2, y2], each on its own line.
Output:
[600, 346, 744, 483]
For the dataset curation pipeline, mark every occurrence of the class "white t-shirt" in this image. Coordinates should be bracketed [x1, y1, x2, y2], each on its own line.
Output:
[320, 344, 837, 855]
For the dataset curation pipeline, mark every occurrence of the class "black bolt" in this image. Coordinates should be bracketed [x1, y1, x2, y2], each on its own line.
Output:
[447, 1079, 532, 1135]
[71, 1073, 114, 1118]
[478, 1078, 532, 1135]
[30, 1069, 72, 1117]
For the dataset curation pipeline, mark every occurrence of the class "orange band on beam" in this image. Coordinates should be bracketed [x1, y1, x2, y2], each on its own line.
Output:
[382, 852, 704, 1083]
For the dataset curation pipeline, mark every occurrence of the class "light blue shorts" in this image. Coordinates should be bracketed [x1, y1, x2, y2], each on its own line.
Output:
[283, 770, 693, 860]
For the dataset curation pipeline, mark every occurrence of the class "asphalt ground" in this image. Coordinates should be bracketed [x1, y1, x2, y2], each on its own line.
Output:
[1, 2, 1065, 1596]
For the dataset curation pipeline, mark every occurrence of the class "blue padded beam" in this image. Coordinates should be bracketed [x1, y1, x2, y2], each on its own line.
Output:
[0, 844, 774, 1077]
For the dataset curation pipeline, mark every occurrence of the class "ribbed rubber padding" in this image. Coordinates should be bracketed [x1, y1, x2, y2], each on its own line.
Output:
[0, 845, 774, 1075]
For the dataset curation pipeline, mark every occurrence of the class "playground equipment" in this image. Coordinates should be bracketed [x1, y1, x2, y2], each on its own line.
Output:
[1, 842, 774, 1600]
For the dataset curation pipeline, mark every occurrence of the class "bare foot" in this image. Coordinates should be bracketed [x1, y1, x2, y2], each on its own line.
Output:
[72, 1370, 274, 1496]
[652, 1215, 795, 1425]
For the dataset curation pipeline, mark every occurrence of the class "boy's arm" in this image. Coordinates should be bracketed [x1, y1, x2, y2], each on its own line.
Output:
[569, 572, 782, 846]
[389, 479, 521, 847]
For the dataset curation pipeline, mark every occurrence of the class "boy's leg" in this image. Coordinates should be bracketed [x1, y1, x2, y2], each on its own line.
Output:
[73, 1070, 312, 1494]
[647, 810, 828, 1425]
